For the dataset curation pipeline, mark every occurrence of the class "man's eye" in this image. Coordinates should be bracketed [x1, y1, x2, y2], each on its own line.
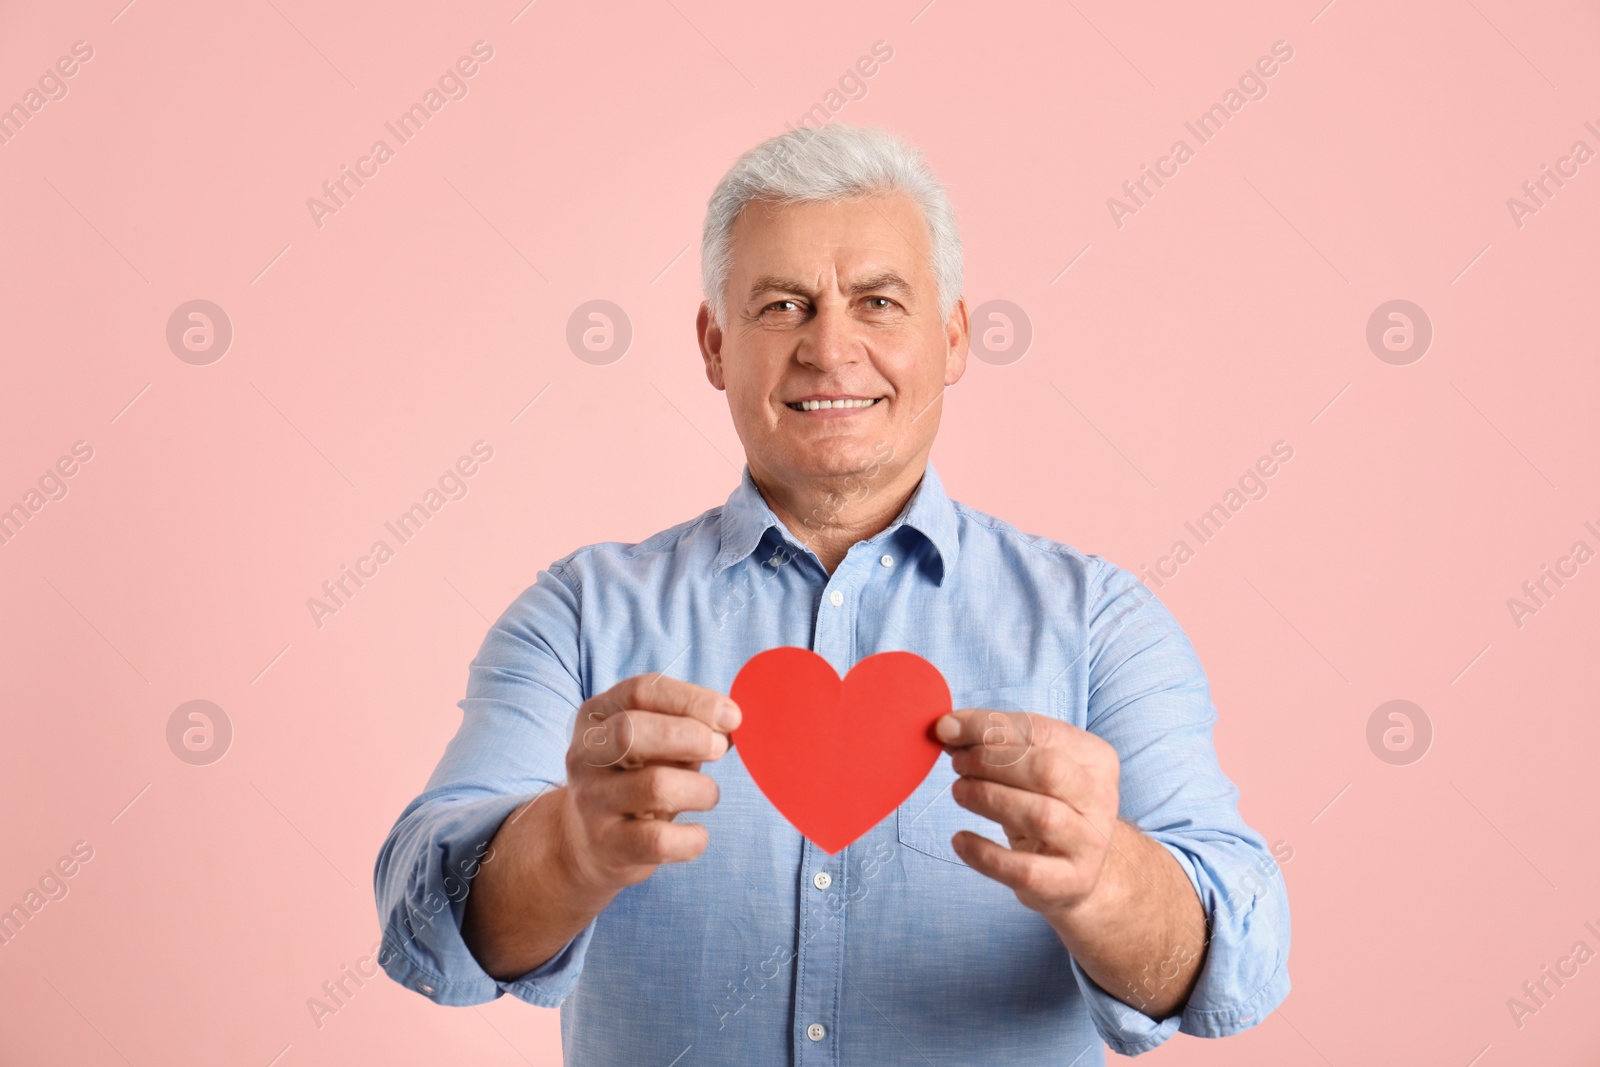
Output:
[765, 300, 802, 313]
[865, 297, 894, 310]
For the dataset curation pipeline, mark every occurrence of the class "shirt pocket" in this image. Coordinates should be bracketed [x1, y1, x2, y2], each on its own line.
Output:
[896, 684, 1057, 867]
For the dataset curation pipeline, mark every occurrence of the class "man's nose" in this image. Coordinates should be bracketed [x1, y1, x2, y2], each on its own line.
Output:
[795, 304, 860, 372]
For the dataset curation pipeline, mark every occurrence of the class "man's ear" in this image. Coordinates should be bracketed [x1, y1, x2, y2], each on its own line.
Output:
[697, 303, 727, 391]
[943, 296, 970, 387]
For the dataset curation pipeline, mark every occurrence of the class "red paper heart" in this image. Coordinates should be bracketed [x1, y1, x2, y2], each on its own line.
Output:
[730, 647, 951, 854]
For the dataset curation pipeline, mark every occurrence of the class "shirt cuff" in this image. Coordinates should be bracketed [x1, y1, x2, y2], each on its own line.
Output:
[1067, 835, 1292, 1055]
[1067, 953, 1182, 1057]
[375, 791, 597, 1008]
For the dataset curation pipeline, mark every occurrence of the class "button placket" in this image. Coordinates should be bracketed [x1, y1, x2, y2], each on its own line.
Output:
[796, 556, 870, 1063]
[812, 577, 856, 678]
[792, 839, 845, 1065]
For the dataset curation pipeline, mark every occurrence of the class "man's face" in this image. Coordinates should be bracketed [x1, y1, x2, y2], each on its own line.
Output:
[697, 193, 968, 493]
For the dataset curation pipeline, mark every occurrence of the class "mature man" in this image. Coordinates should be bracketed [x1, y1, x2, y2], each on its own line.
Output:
[375, 123, 1289, 1063]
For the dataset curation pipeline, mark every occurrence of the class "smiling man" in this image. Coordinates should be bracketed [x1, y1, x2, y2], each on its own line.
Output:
[375, 123, 1290, 1063]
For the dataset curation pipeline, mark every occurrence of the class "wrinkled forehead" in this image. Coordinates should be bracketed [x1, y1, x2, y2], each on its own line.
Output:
[725, 194, 935, 296]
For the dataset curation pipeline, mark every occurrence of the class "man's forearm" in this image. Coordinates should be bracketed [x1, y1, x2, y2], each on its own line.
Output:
[1045, 820, 1208, 1018]
[461, 787, 616, 981]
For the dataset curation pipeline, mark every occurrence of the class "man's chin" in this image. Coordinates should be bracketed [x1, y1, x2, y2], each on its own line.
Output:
[775, 437, 894, 481]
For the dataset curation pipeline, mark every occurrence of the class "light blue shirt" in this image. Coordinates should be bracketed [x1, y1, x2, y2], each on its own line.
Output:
[374, 463, 1290, 1064]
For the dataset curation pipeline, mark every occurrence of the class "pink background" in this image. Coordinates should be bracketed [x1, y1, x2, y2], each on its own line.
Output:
[3, 0, 1598, 1062]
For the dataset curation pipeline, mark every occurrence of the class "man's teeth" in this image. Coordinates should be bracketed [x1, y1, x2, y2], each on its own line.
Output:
[791, 398, 880, 411]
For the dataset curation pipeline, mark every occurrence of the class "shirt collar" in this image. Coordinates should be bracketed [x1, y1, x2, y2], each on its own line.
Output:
[713, 462, 960, 583]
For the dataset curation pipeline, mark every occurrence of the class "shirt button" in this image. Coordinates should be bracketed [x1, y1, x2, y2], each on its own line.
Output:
[880, 554, 894, 567]
[416, 981, 435, 996]
[807, 1023, 827, 1042]
[812, 871, 832, 890]
[828, 590, 844, 607]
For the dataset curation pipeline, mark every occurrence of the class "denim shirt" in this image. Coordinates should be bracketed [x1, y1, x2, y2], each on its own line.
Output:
[374, 463, 1291, 1064]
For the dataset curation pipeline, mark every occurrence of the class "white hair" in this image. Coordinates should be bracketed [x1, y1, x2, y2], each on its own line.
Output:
[700, 123, 963, 328]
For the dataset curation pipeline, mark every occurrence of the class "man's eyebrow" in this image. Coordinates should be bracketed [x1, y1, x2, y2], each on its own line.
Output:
[745, 270, 915, 302]
[845, 270, 913, 297]
[745, 275, 813, 300]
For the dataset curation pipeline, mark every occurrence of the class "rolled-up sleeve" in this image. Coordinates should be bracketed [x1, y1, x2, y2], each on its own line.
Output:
[1067, 561, 1291, 1056]
[373, 560, 594, 1008]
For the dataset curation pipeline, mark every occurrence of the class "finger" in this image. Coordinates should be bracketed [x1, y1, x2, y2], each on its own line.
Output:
[572, 708, 730, 770]
[934, 707, 1039, 765]
[599, 674, 741, 733]
[605, 815, 711, 866]
[580, 765, 720, 820]
[941, 714, 1103, 808]
[951, 776, 1104, 855]
[950, 831, 1067, 899]
[951, 740, 1095, 806]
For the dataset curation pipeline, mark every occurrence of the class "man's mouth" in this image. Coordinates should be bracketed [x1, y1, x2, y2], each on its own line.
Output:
[785, 397, 884, 412]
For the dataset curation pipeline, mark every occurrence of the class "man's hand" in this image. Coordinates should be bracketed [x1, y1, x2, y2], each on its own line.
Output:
[462, 675, 739, 979]
[934, 708, 1121, 911]
[558, 675, 742, 895]
[934, 708, 1208, 1018]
